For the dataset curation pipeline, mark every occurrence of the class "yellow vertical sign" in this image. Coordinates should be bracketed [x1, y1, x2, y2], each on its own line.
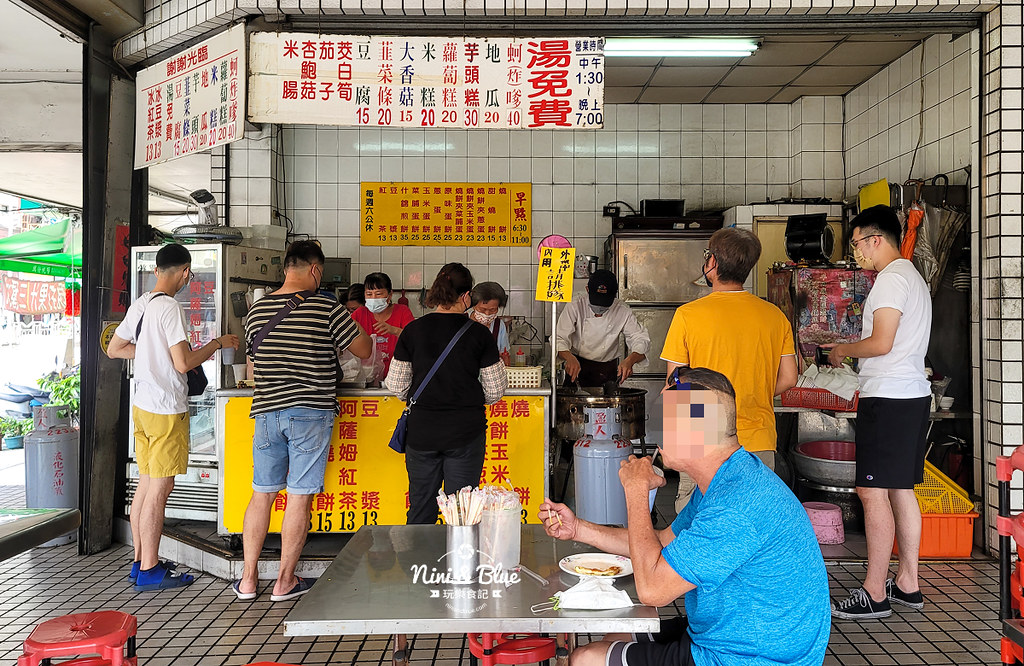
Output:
[535, 247, 575, 302]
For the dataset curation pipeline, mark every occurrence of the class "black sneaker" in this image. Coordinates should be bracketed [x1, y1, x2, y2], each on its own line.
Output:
[886, 578, 924, 609]
[831, 587, 892, 620]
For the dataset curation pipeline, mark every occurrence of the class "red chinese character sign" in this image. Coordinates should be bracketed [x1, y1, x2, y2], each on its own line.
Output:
[360, 182, 530, 247]
[134, 24, 246, 168]
[0, 276, 67, 314]
[248, 34, 604, 129]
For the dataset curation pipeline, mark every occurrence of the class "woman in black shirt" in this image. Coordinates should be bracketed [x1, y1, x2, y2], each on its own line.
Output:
[384, 263, 509, 524]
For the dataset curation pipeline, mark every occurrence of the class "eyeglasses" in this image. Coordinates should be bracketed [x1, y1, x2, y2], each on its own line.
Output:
[849, 234, 881, 250]
[186, 269, 195, 282]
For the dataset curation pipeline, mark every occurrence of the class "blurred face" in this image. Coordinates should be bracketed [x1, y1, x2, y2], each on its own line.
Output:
[345, 300, 361, 314]
[661, 389, 730, 465]
[474, 299, 500, 316]
[365, 287, 391, 301]
[850, 227, 881, 270]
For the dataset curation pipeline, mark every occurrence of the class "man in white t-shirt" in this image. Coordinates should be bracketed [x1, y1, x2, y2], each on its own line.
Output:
[555, 270, 651, 385]
[107, 244, 238, 592]
[826, 205, 932, 621]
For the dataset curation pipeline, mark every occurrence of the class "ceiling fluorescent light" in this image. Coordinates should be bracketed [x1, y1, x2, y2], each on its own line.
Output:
[604, 38, 759, 58]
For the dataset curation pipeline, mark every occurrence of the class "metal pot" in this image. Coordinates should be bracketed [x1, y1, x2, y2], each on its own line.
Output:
[556, 387, 646, 441]
[792, 440, 856, 488]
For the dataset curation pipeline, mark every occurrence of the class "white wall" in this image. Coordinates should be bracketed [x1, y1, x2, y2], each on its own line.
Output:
[222, 101, 841, 350]
[845, 33, 976, 192]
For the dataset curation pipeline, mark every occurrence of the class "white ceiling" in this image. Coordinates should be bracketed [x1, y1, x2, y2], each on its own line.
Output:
[0, 152, 82, 208]
[0, 0, 83, 208]
[0, 1, 947, 212]
[605, 33, 930, 104]
[0, 0, 80, 82]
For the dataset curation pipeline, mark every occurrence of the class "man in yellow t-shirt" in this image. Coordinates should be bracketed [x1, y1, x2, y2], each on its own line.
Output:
[661, 227, 798, 511]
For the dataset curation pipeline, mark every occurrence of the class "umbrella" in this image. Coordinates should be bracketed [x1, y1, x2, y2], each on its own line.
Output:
[901, 183, 925, 260]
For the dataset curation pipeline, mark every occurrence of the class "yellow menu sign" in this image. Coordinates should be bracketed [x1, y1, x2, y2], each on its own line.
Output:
[360, 182, 531, 247]
[221, 394, 546, 532]
[535, 247, 575, 302]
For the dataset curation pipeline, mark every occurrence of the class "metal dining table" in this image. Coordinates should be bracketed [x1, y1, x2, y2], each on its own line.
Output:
[0, 507, 80, 562]
[284, 524, 660, 665]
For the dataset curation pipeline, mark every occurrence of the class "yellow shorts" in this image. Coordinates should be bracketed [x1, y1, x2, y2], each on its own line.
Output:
[133, 406, 189, 478]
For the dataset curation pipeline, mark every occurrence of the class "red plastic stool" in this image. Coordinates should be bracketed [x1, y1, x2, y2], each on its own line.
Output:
[18, 611, 137, 666]
[468, 633, 557, 666]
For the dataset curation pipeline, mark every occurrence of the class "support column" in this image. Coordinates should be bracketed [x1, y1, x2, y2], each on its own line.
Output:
[982, 6, 1024, 552]
[80, 25, 137, 555]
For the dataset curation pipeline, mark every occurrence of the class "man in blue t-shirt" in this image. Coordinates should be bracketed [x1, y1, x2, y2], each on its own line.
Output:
[541, 367, 830, 666]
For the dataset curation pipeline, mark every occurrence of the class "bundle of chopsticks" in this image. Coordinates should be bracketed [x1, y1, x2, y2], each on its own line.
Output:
[437, 486, 484, 526]
[478, 484, 521, 511]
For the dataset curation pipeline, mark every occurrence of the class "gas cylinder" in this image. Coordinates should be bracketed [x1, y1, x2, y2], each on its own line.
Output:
[573, 405, 632, 526]
[24, 405, 79, 547]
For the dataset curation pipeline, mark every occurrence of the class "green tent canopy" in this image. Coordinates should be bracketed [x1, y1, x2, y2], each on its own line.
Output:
[0, 221, 82, 278]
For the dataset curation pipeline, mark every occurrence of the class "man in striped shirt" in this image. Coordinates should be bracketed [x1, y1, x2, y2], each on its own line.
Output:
[233, 240, 371, 603]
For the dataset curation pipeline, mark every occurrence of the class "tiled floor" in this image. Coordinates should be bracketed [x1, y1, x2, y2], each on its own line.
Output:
[0, 447, 1002, 665]
[0, 540, 1003, 666]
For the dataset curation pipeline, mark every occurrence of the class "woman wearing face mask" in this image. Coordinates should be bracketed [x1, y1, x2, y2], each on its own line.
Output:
[384, 263, 509, 524]
[555, 269, 651, 386]
[351, 272, 415, 378]
[469, 281, 511, 366]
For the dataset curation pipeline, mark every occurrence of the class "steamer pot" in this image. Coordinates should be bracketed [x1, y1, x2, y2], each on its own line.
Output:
[555, 386, 646, 441]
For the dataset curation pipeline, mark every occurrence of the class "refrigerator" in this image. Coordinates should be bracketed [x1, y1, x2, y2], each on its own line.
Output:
[604, 230, 714, 448]
[125, 243, 284, 521]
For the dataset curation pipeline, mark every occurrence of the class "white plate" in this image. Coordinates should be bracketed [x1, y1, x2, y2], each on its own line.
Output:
[559, 553, 633, 579]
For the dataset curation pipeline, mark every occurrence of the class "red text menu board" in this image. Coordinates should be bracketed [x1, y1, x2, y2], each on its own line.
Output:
[0, 276, 66, 315]
[135, 24, 246, 168]
[248, 33, 604, 129]
[361, 182, 531, 247]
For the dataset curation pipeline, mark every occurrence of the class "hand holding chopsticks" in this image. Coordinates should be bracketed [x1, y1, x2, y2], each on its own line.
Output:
[539, 497, 577, 541]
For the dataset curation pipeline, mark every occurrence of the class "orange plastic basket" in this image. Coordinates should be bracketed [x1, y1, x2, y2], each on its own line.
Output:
[780, 387, 859, 412]
[915, 461, 975, 513]
[893, 512, 978, 558]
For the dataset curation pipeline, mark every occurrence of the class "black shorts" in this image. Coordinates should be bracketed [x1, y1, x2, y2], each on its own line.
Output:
[855, 396, 930, 489]
[607, 617, 696, 666]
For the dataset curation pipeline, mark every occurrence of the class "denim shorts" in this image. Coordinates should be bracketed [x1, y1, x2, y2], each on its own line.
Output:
[252, 407, 334, 495]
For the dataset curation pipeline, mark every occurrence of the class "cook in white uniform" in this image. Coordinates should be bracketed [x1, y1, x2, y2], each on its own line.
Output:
[555, 270, 651, 386]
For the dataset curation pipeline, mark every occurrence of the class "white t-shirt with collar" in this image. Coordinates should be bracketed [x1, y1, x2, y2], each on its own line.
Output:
[858, 258, 932, 399]
[554, 294, 651, 363]
[114, 291, 189, 414]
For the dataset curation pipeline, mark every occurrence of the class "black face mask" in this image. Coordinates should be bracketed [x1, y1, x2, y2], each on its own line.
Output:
[702, 261, 713, 288]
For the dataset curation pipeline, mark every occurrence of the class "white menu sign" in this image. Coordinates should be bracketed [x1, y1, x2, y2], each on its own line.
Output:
[135, 24, 246, 168]
[248, 33, 604, 129]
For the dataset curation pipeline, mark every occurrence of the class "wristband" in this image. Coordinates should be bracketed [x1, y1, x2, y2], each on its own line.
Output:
[215, 339, 222, 349]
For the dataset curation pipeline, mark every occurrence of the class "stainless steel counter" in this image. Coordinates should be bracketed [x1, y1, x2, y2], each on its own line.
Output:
[284, 524, 659, 636]
[0, 508, 80, 562]
[773, 405, 971, 421]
